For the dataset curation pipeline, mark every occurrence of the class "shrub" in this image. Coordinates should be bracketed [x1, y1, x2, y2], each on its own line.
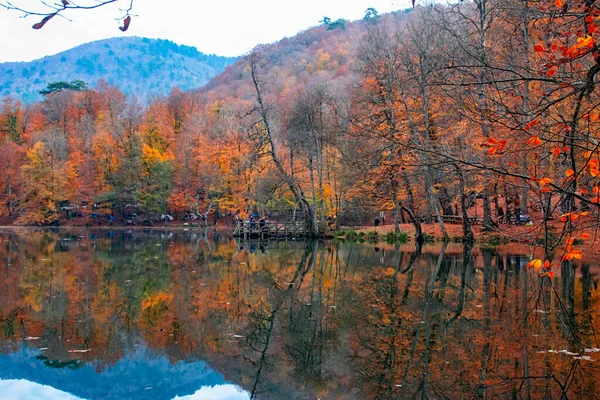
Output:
[366, 231, 379, 243]
[346, 231, 358, 241]
[422, 233, 435, 243]
[384, 231, 409, 244]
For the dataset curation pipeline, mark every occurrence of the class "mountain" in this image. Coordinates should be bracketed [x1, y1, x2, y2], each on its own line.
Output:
[199, 12, 411, 104]
[0, 37, 237, 103]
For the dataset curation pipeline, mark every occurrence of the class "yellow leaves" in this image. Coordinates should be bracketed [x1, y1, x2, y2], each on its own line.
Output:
[527, 259, 543, 269]
[576, 35, 594, 49]
[526, 135, 542, 146]
[564, 35, 595, 58]
[539, 177, 553, 186]
[528, 259, 554, 278]
[141, 292, 174, 310]
[142, 143, 174, 165]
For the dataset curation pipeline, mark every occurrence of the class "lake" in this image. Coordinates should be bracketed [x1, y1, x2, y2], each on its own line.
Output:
[0, 228, 598, 399]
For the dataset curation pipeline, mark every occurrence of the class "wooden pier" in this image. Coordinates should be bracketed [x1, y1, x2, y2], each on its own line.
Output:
[233, 221, 309, 238]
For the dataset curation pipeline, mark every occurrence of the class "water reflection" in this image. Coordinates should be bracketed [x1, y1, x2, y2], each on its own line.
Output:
[0, 228, 599, 399]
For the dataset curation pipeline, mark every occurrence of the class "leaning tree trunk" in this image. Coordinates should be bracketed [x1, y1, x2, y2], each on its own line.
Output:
[401, 204, 423, 244]
[454, 164, 474, 243]
[249, 52, 317, 235]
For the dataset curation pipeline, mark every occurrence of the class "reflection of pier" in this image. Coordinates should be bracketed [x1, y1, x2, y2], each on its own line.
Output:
[233, 221, 308, 238]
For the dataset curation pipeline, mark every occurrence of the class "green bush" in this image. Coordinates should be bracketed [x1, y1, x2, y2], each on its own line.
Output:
[335, 230, 346, 237]
[366, 231, 379, 243]
[422, 233, 435, 243]
[483, 235, 504, 246]
[358, 232, 366, 242]
[384, 231, 410, 244]
[346, 231, 358, 241]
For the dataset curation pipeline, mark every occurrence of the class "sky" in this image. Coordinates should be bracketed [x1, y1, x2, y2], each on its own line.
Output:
[0, 0, 410, 63]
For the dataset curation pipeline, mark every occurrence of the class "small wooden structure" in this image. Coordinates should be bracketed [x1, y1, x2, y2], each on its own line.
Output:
[441, 215, 482, 224]
[233, 220, 309, 238]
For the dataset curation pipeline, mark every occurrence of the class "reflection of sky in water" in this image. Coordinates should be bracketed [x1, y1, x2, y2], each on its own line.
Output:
[0, 381, 249, 400]
[0, 347, 249, 400]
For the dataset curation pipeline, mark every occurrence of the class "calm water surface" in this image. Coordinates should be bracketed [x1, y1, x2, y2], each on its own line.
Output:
[0, 228, 599, 399]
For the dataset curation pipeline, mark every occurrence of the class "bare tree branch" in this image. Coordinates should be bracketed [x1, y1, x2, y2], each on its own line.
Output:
[0, 0, 134, 30]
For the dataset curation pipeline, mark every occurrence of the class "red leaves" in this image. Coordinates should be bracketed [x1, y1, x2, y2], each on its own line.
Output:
[562, 237, 583, 261]
[560, 212, 579, 222]
[119, 16, 131, 32]
[524, 119, 539, 130]
[565, 168, 575, 177]
[526, 135, 542, 146]
[529, 259, 554, 278]
[486, 137, 506, 155]
[563, 250, 583, 261]
[534, 42, 545, 53]
[555, 0, 563, 7]
[32, 13, 57, 29]
[61, 0, 69, 5]
[563, 35, 595, 58]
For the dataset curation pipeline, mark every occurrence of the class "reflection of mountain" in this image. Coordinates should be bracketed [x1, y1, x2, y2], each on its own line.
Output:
[0, 346, 245, 400]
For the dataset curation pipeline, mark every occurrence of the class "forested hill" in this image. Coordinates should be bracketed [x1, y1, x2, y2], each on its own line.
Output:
[0, 37, 237, 103]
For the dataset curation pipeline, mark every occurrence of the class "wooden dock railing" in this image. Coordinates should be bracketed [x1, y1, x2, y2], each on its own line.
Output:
[233, 221, 308, 238]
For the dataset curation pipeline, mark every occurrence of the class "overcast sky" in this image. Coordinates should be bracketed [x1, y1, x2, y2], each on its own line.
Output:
[0, 0, 410, 63]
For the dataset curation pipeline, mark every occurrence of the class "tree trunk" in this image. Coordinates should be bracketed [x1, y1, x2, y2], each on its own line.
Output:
[402, 172, 416, 215]
[393, 199, 400, 233]
[482, 186, 493, 229]
[7, 171, 12, 221]
[493, 183, 500, 219]
[248, 52, 316, 235]
[454, 164, 474, 243]
[308, 155, 319, 235]
[401, 204, 423, 244]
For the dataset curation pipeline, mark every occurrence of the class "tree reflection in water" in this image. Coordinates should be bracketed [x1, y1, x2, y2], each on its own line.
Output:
[0, 228, 599, 399]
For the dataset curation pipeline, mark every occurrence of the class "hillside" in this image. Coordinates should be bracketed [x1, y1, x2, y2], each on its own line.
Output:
[0, 37, 237, 103]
